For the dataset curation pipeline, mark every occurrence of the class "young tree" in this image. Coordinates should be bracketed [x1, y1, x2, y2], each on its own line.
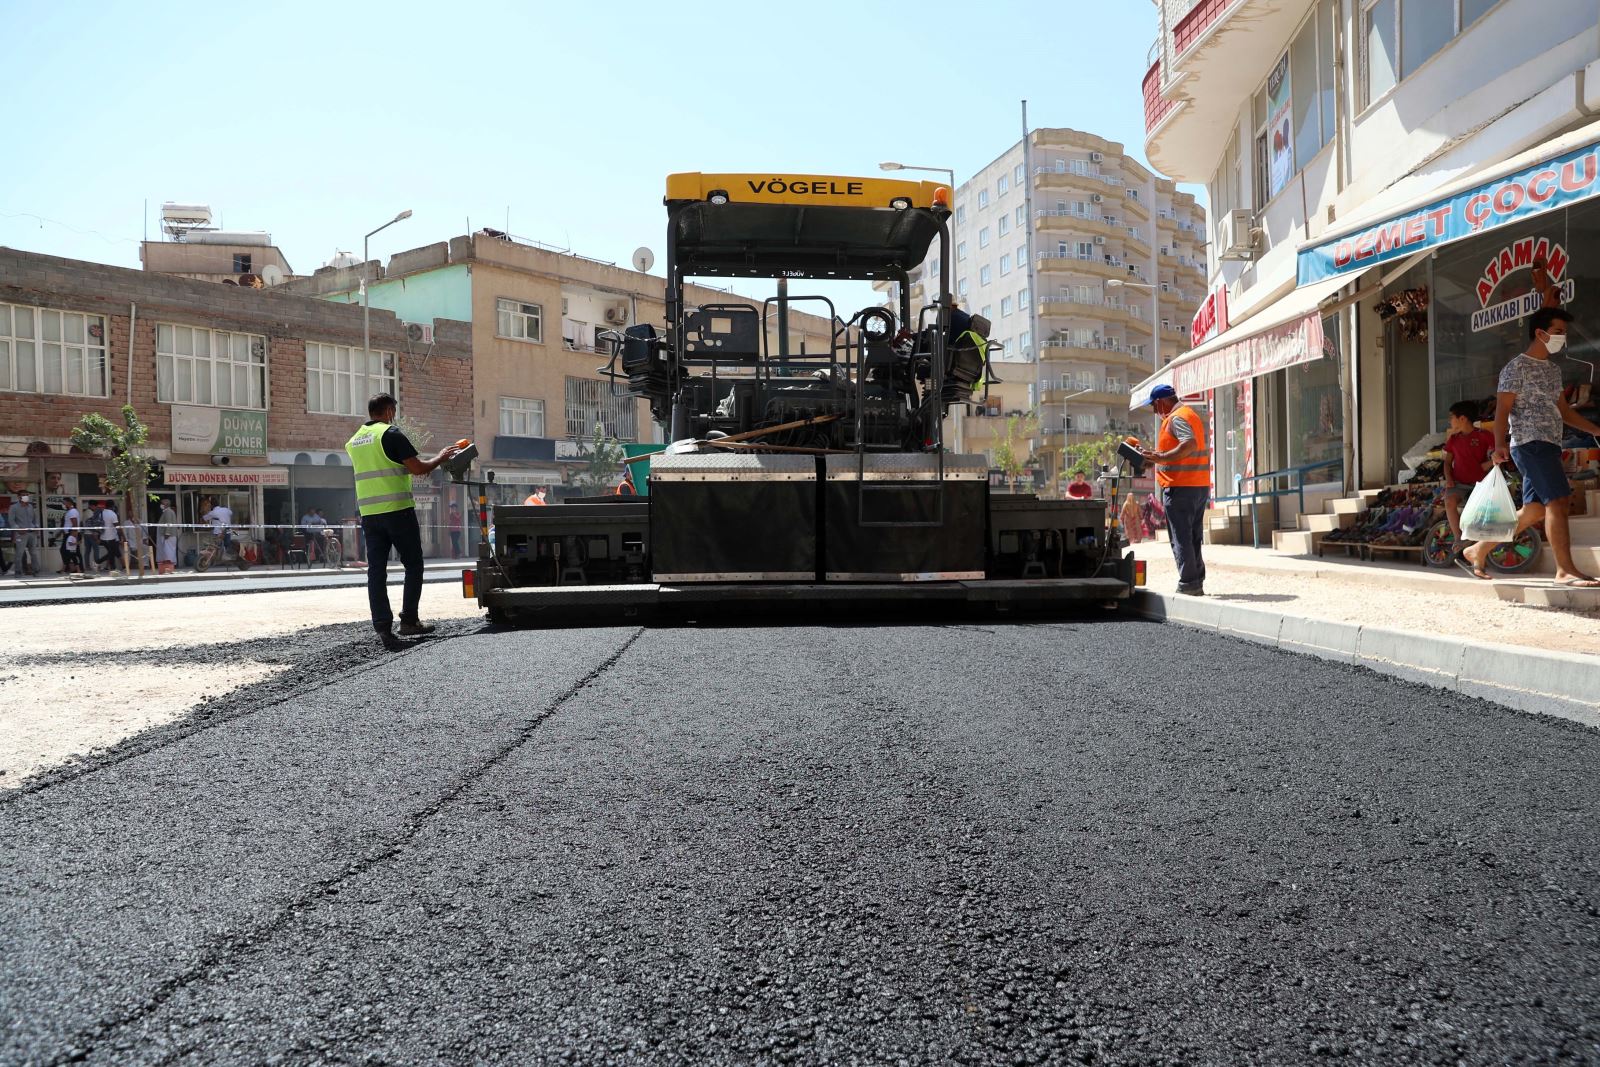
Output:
[70, 404, 156, 577]
[575, 423, 626, 494]
[391, 414, 434, 454]
[1063, 431, 1124, 481]
[992, 410, 1040, 492]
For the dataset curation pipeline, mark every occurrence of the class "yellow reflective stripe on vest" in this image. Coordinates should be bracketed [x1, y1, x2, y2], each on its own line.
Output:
[345, 421, 415, 517]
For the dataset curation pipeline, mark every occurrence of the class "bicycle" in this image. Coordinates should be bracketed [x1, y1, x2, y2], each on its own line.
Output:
[318, 527, 343, 569]
[194, 530, 257, 572]
[1422, 520, 1542, 574]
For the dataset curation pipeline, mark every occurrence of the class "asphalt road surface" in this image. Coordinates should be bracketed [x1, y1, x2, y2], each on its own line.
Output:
[3, 616, 1598, 1065]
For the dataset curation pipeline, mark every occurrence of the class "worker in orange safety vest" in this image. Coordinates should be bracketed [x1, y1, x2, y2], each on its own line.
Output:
[1138, 383, 1211, 596]
[614, 465, 637, 496]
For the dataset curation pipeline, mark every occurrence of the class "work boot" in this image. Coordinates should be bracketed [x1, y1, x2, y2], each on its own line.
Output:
[397, 620, 436, 637]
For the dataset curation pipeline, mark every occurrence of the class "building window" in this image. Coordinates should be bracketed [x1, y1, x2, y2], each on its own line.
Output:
[1016, 206, 1026, 227]
[980, 265, 993, 286]
[157, 324, 267, 408]
[1001, 296, 1013, 317]
[495, 297, 543, 343]
[0, 302, 108, 397]
[999, 255, 1012, 277]
[997, 173, 1009, 196]
[1015, 163, 1026, 184]
[1076, 241, 1094, 258]
[565, 376, 638, 440]
[980, 305, 992, 320]
[957, 241, 968, 261]
[978, 227, 991, 249]
[305, 341, 394, 417]
[998, 215, 1010, 237]
[1363, 0, 1489, 107]
[1017, 244, 1027, 266]
[955, 204, 967, 224]
[499, 396, 545, 437]
[977, 189, 989, 209]
[1018, 287, 1030, 309]
[958, 278, 969, 297]
[232, 253, 252, 274]
[1018, 330, 1031, 357]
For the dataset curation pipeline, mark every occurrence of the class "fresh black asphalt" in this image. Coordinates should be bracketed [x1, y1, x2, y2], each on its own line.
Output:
[3, 617, 1598, 1065]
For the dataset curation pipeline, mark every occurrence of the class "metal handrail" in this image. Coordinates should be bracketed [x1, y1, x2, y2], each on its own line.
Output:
[1212, 458, 1344, 549]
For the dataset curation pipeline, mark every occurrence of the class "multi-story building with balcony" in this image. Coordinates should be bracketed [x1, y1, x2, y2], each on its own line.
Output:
[1142, 0, 1600, 537]
[924, 129, 1206, 491]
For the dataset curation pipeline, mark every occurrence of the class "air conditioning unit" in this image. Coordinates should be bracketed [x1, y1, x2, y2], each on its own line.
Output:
[1220, 209, 1259, 260]
[603, 304, 628, 325]
[1093, 236, 1106, 246]
[1089, 152, 1105, 163]
[1160, 283, 1171, 293]
[405, 322, 434, 345]
[1091, 193, 1104, 204]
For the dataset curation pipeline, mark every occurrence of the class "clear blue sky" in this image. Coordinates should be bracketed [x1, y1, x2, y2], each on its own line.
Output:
[1, 0, 1192, 290]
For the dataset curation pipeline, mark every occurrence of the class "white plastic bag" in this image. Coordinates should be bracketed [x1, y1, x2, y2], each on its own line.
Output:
[1460, 466, 1518, 542]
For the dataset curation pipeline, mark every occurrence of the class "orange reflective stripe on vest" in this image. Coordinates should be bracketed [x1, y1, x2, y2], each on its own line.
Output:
[1156, 405, 1210, 489]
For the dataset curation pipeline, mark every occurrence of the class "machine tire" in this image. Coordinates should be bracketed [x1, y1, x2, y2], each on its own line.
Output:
[486, 606, 516, 627]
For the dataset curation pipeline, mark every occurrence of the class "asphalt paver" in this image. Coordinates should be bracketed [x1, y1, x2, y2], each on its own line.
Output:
[3, 619, 1598, 1065]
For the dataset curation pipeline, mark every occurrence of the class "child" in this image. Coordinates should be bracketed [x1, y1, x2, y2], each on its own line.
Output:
[1441, 400, 1495, 540]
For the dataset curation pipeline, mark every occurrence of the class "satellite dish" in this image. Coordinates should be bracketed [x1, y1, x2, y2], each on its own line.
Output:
[632, 247, 655, 273]
[261, 264, 285, 287]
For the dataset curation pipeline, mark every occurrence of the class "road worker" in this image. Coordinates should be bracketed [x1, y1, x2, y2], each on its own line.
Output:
[615, 466, 637, 496]
[345, 392, 462, 639]
[1138, 384, 1211, 596]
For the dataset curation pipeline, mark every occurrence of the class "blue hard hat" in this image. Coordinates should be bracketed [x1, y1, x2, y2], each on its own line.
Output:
[1145, 383, 1178, 405]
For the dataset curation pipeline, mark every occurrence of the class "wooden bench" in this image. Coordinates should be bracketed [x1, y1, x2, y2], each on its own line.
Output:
[1363, 543, 1428, 565]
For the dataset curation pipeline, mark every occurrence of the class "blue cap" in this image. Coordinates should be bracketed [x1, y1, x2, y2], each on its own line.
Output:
[1145, 383, 1178, 405]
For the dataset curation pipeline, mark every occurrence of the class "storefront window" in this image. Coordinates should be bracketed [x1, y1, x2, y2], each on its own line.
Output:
[1285, 320, 1343, 476]
[1430, 206, 1580, 428]
[1213, 380, 1253, 496]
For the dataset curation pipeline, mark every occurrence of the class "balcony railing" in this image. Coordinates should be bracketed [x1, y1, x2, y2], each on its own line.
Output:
[1033, 166, 1124, 187]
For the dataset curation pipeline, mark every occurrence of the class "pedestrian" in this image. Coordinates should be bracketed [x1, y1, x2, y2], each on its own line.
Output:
[1138, 383, 1211, 596]
[1065, 472, 1094, 500]
[7, 492, 39, 575]
[1461, 308, 1600, 586]
[345, 392, 463, 638]
[1119, 492, 1145, 543]
[447, 501, 464, 558]
[157, 499, 179, 573]
[1440, 400, 1495, 542]
[614, 466, 637, 496]
[202, 497, 234, 554]
[58, 497, 82, 574]
[97, 500, 121, 573]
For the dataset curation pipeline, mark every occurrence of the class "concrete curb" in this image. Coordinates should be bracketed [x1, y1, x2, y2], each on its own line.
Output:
[1133, 592, 1600, 728]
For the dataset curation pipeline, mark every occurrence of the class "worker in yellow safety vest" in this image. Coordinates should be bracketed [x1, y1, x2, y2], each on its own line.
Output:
[345, 392, 464, 639]
[1138, 383, 1211, 596]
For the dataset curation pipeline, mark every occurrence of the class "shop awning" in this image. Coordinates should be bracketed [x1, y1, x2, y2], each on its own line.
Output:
[1129, 271, 1352, 409]
[1298, 118, 1600, 285]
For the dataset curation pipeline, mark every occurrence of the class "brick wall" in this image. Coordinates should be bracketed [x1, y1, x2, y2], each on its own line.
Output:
[0, 248, 471, 458]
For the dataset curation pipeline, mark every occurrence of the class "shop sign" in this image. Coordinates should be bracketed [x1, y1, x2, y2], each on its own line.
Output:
[0, 460, 29, 479]
[554, 440, 584, 460]
[1265, 54, 1293, 201]
[1469, 237, 1575, 332]
[1190, 285, 1229, 347]
[1173, 313, 1327, 396]
[165, 466, 288, 486]
[1300, 140, 1600, 284]
[172, 405, 268, 457]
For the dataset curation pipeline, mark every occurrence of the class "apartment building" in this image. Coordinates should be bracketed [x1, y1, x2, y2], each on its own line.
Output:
[891, 130, 1206, 492]
[285, 232, 837, 499]
[1142, 0, 1600, 511]
[0, 247, 471, 563]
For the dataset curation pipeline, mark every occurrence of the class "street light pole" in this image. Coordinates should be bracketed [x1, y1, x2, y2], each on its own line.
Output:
[363, 209, 413, 365]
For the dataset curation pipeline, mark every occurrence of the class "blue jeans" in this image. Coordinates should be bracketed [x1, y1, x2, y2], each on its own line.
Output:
[362, 508, 424, 631]
[1162, 486, 1209, 589]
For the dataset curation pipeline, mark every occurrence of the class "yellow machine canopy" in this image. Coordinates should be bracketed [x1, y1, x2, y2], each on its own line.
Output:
[664, 172, 951, 282]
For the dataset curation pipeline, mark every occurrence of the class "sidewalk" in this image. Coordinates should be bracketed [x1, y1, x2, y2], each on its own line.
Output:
[0, 559, 470, 606]
[1133, 542, 1600, 659]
